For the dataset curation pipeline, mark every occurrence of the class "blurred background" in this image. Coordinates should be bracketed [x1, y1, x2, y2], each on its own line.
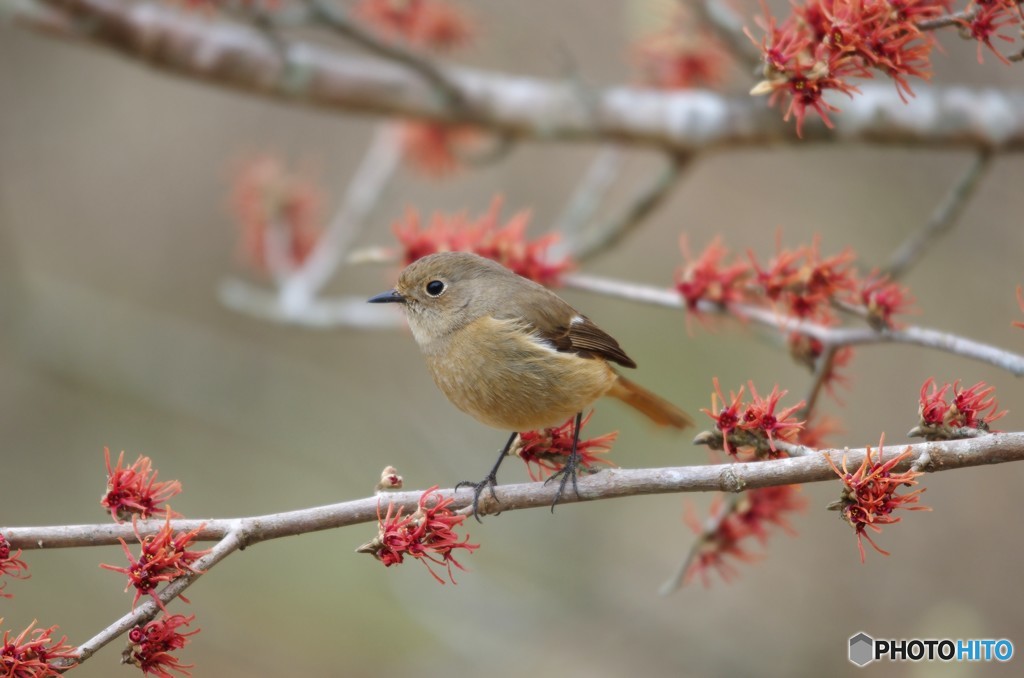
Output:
[1, 0, 1022, 676]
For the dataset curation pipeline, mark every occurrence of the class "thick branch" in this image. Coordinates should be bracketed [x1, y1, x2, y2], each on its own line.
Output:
[5, 432, 1024, 550]
[10, 0, 1024, 150]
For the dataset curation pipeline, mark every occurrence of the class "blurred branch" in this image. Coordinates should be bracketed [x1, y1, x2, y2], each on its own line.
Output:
[693, 0, 761, 71]
[218, 278, 403, 328]
[884, 151, 993, 280]
[659, 493, 741, 596]
[799, 345, 838, 420]
[277, 123, 402, 311]
[10, 0, 1024, 150]
[563, 273, 1024, 376]
[302, 0, 464, 109]
[6, 432, 1024, 552]
[551, 146, 624, 255]
[570, 152, 690, 262]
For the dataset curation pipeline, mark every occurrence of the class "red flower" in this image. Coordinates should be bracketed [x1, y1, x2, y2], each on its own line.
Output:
[0, 535, 30, 599]
[684, 485, 807, 587]
[1015, 285, 1024, 329]
[126, 613, 199, 678]
[101, 516, 209, 611]
[857, 270, 915, 329]
[740, 382, 806, 454]
[102, 448, 182, 523]
[748, 239, 855, 321]
[398, 121, 482, 177]
[700, 377, 746, 454]
[355, 0, 473, 52]
[676, 237, 751, 313]
[633, 6, 732, 90]
[230, 155, 323, 275]
[963, 2, 1018, 65]
[0, 619, 77, 676]
[392, 196, 572, 285]
[826, 435, 930, 562]
[914, 378, 1006, 439]
[359, 487, 479, 584]
[513, 411, 618, 481]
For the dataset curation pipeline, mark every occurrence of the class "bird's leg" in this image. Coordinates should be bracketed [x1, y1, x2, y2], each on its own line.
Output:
[545, 411, 584, 511]
[456, 431, 519, 522]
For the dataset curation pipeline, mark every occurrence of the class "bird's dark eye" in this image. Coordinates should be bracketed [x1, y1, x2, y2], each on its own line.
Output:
[425, 280, 446, 297]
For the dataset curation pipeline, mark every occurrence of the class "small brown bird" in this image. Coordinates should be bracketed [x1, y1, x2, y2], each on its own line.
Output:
[369, 252, 691, 516]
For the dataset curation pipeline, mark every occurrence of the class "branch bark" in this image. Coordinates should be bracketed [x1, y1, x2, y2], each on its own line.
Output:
[6, 431, 1024, 550]
[10, 0, 1024, 151]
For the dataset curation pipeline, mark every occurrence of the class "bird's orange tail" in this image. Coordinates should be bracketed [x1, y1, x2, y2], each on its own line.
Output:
[607, 374, 692, 430]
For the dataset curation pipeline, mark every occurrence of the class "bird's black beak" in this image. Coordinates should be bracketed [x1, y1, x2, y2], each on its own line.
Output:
[367, 289, 405, 304]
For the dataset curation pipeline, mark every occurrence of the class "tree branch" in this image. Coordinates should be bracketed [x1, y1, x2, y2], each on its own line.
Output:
[6, 431, 1024, 551]
[10, 0, 1024, 150]
[563, 273, 1024, 376]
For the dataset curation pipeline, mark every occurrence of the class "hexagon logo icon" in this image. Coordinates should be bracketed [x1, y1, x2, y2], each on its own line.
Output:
[849, 632, 875, 667]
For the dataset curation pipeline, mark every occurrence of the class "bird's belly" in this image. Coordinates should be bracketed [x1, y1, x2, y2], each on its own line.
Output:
[425, 328, 616, 432]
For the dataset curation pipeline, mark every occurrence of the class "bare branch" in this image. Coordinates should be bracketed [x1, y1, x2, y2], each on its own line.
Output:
[6, 432, 1024, 552]
[11, 0, 1024, 150]
[659, 493, 741, 596]
[551, 146, 624, 255]
[218, 278, 403, 328]
[885, 151, 994, 280]
[692, 0, 762, 71]
[562, 273, 1024, 376]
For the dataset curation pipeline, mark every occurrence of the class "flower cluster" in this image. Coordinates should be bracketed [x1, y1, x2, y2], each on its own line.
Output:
[355, 0, 473, 51]
[230, 155, 323, 274]
[684, 485, 807, 587]
[512, 411, 618, 481]
[398, 121, 482, 177]
[0, 619, 77, 676]
[697, 379, 805, 457]
[632, 5, 733, 90]
[101, 517, 209, 610]
[961, 0, 1023, 65]
[393, 196, 572, 285]
[102, 448, 183, 523]
[747, 0, 1022, 135]
[358, 487, 479, 584]
[677, 237, 914, 394]
[0, 534, 30, 599]
[827, 436, 930, 562]
[124, 613, 199, 678]
[912, 378, 1006, 439]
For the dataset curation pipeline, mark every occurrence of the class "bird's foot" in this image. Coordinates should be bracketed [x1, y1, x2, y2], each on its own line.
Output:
[455, 473, 500, 522]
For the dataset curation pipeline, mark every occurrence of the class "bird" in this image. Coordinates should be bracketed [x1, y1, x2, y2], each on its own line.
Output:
[369, 251, 691, 517]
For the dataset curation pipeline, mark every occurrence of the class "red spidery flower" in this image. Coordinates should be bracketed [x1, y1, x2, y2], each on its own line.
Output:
[0, 619, 77, 676]
[698, 379, 805, 457]
[355, 0, 473, 52]
[125, 613, 199, 678]
[676, 237, 752, 313]
[740, 382, 806, 453]
[1015, 285, 1024, 329]
[101, 516, 209, 611]
[0, 534, 30, 599]
[513, 411, 618, 481]
[684, 484, 807, 587]
[632, 5, 733, 90]
[392, 196, 572, 285]
[102, 448, 183, 523]
[914, 378, 1006, 439]
[962, 1, 1018, 65]
[230, 155, 323, 275]
[826, 435, 930, 562]
[398, 121, 482, 178]
[856, 270, 915, 329]
[358, 487, 479, 584]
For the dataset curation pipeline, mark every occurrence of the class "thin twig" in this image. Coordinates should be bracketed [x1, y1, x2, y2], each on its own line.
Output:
[302, 0, 465, 111]
[66, 527, 246, 668]
[885, 151, 993, 280]
[278, 123, 403, 312]
[562, 273, 1024, 376]
[6, 431, 1024, 551]
[659, 493, 741, 596]
[218, 278, 404, 328]
[550, 146, 624, 257]
[692, 0, 762, 71]
[571, 153, 690, 262]
[799, 346, 838, 420]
